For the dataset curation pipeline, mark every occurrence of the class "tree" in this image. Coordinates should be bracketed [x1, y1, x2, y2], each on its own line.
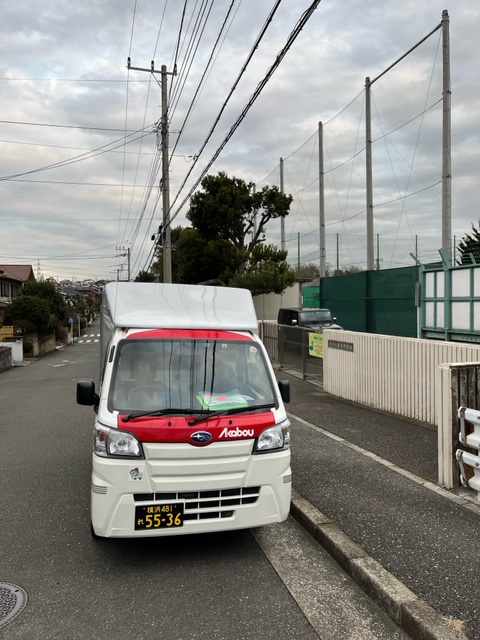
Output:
[174, 228, 240, 285]
[229, 244, 295, 295]
[134, 270, 158, 283]
[296, 263, 320, 280]
[325, 264, 364, 277]
[187, 172, 292, 276]
[21, 281, 67, 325]
[149, 226, 193, 283]
[161, 171, 296, 294]
[457, 222, 480, 264]
[3, 295, 52, 331]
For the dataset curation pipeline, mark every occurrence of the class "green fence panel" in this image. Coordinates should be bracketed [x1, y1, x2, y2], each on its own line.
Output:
[321, 271, 368, 332]
[306, 266, 418, 337]
[302, 286, 320, 308]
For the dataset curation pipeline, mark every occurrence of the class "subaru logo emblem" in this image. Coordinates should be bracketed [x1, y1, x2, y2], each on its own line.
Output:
[190, 431, 213, 444]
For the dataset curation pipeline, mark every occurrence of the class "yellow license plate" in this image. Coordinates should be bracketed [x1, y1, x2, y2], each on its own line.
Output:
[135, 503, 184, 530]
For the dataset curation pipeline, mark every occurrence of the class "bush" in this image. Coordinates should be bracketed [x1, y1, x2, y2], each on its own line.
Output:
[3, 296, 51, 331]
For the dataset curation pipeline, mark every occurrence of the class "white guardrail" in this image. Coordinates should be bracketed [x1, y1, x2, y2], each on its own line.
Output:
[457, 407, 480, 501]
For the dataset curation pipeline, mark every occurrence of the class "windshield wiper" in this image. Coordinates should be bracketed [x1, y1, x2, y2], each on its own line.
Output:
[122, 408, 210, 423]
[188, 403, 275, 426]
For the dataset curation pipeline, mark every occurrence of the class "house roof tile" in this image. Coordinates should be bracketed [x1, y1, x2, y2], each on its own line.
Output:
[0, 264, 35, 283]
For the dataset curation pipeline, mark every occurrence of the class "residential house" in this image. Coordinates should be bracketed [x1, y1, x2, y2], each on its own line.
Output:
[0, 264, 35, 325]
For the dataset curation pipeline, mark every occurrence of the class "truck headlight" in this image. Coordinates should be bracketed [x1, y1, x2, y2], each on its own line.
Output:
[255, 420, 290, 453]
[94, 424, 143, 458]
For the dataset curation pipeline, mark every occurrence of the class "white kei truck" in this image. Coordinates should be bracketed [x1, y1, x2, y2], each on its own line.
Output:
[77, 282, 291, 538]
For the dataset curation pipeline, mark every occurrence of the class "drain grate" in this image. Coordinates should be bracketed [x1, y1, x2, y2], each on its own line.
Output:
[0, 583, 28, 630]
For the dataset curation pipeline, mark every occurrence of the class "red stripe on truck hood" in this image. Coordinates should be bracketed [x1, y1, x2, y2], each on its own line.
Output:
[116, 411, 275, 445]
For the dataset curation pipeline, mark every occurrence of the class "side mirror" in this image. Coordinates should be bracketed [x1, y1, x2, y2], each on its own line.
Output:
[77, 380, 100, 407]
[291, 318, 298, 326]
[277, 379, 290, 404]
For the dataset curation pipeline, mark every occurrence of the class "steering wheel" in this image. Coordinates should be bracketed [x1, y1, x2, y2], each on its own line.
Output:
[128, 385, 165, 402]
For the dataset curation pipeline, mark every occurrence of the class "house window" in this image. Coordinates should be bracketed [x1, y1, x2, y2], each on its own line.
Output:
[0, 282, 18, 297]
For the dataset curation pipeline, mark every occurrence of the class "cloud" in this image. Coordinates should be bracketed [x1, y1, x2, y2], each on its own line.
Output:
[0, 1, 478, 280]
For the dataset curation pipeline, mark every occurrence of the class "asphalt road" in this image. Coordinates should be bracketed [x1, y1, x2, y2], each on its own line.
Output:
[0, 327, 408, 640]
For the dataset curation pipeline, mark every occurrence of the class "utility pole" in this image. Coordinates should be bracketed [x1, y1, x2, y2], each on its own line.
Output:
[280, 157, 285, 251]
[442, 9, 452, 262]
[365, 13, 444, 271]
[318, 122, 326, 278]
[127, 58, 176, 282]
[365, 77, 374, 271]
[116, 245, 130, 281]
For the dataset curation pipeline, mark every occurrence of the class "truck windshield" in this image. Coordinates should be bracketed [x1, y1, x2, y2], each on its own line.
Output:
[109, 338, 278, 414]
[299, 310, 333, 325]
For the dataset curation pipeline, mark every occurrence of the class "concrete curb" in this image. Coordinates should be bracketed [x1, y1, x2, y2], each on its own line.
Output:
[290, 489, 468, 640]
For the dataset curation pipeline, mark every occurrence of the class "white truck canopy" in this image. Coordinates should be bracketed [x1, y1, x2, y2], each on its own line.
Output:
[99, 283, 257, 370]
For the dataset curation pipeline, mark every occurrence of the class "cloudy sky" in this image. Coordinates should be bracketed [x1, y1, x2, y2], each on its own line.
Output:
[1, 0, 478, 282]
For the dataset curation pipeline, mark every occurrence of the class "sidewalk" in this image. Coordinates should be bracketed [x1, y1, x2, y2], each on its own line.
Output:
[279, 370, 480, 640]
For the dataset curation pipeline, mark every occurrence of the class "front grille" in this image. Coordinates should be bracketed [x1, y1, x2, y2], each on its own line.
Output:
[133, 486, 261, 521]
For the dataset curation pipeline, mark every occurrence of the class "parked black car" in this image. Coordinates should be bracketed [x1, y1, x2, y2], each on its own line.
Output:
[277, 307, 342, 330]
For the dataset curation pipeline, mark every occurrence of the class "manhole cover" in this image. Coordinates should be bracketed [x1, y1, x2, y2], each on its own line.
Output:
[0, 583, 28, 630]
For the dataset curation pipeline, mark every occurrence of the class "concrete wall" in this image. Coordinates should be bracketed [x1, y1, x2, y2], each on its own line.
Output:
[321, 330, 480, 491]
[323, 330, 480, 425]
[23, 332, 56, 357]
[0, 339, 23, 362]
[0, 345, 13, 372]
[253, 283, 302, 321]
[37, 334, 56, 356]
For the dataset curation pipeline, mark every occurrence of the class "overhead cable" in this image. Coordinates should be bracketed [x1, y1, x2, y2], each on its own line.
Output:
[0, 127, 155, 182]
[169, 0, 323, 226]
[168, 0, 287, 220]
[169, 0, 239, 160]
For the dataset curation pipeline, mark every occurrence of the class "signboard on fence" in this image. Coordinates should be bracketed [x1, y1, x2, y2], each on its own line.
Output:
[308, 333, 324, 358]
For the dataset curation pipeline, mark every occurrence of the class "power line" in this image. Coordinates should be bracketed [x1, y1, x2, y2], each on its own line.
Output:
[4, 179, 158, 187]
[169, 0, 239, 160]
[169, 0, 215, 114]
[169, 0, 323, 227]
[0, 128, 155, 182]
[0, 77, 151, 83]
[0, 119, 142, 132]
[0, 138, 157, 155]
[169, 0, 291, 220]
